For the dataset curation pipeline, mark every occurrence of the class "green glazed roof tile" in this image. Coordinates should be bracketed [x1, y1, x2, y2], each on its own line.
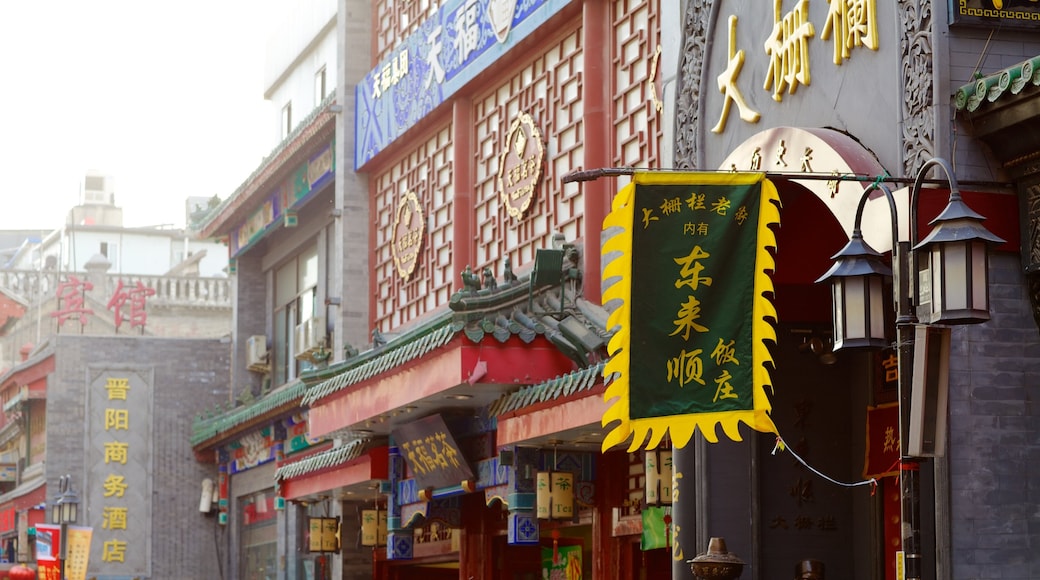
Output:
[275, 439, 368, 482]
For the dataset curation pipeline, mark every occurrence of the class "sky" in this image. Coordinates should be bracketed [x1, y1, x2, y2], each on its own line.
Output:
[0, 1, 276, 231]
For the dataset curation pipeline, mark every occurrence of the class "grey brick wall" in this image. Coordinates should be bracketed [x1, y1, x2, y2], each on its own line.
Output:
[947, 252, 1040, 579]
[49, 335, 229, 580]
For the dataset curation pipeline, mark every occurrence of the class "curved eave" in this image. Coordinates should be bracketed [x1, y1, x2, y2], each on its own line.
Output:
[196, 94, 339, 239]
[191, 379, 307, 450]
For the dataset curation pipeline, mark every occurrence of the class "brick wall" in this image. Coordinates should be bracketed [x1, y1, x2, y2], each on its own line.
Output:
[49, 335, 229, 580]
[947, 252, 1040, 579]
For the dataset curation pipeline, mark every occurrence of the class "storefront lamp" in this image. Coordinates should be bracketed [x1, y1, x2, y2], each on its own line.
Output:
[913, 187, 1004, 325]
[815, 224, 892, 350]
[51, 474, 78, 525]
[645, 449, 673, 506]
[816, 157, 1003, 580]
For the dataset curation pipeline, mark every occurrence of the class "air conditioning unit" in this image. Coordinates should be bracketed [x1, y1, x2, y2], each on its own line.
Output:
[294, 317, 327, 361]
[246, 335, 269, 372]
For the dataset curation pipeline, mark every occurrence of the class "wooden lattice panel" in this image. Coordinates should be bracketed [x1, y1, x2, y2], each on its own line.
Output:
[613, 0, 662, 169]
[373, 0, 442, 64]
[472, 27, 585, 274]
[373, 125, 454, 331]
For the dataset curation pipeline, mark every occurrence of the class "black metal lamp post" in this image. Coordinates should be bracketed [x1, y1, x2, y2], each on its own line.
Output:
[51, 474, 78, 580]
[816, 158, 1003, 580]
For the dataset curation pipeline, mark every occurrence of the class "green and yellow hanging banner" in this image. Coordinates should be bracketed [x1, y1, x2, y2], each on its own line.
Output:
[602, 172, 780, 451]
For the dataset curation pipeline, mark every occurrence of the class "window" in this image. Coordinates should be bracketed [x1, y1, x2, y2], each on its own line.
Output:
[314, 66, 327, 106]
[272, 245, 319, 386]
[281, 102, 293, 140]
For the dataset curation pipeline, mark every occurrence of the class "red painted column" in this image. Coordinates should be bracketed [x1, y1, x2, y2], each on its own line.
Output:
[459, 492, 494, 579]
[581, 0, 611, 306]
[453, 99, 475, 290]
[594, 451, 624, 580]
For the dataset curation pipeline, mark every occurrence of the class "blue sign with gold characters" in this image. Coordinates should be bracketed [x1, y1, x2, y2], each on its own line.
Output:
[354, 0, 572, 169]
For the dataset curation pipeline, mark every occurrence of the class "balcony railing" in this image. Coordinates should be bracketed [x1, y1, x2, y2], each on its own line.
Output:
[0, 269, 232, 309]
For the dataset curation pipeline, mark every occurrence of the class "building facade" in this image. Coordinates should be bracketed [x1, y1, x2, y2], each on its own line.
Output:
[192, 1, 1040, 580]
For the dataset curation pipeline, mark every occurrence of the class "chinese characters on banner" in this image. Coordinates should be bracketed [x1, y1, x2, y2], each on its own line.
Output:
[35, 524, 92, 580]
[602, 173, 781, 452]
[51, 277, 154, 333]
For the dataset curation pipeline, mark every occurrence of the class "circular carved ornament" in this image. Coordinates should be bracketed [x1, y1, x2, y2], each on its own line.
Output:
[391, 191, 426, 280]
[497, 112, 545, 221]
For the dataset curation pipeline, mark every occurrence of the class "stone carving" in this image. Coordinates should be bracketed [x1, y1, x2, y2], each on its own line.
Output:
[899, 0, 935, 176]
[675, 1, 713, 169]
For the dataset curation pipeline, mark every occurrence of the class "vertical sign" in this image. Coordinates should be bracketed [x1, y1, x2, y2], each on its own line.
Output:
[87, 368, 153, 577]
[602, 172, 781, 451]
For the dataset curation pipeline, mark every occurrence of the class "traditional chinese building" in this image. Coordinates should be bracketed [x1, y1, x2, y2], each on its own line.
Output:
[191, 1, 1040, 580]
[661, 2, 1039, 580]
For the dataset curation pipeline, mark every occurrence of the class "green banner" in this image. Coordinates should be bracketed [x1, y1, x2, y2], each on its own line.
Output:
[602, 173, 780, 451]
[641, 506, 672, 551]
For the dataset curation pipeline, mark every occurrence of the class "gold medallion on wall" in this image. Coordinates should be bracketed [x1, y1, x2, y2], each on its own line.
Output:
[391, 191, 425, 280]
[497, 111, 545, 221]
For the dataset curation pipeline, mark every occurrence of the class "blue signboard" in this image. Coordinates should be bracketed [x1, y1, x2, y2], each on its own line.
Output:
[354, 0, 573, 169]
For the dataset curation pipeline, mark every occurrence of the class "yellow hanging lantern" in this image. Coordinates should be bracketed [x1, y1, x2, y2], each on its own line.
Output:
[360, 508, 387, 547]
[645, 449, 673, 506]
[536, 471, 574, 520]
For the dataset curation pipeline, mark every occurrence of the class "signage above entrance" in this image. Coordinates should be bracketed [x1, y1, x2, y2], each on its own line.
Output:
[392, 414, 475, 491]
[354, 0, 572, 169]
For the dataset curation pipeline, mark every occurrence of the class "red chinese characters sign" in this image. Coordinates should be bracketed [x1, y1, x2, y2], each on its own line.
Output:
[863, 403, 899, 479]
[51, 277, 156, 333]
[51, 275, 94, 329]
[107, 280, 156, 332]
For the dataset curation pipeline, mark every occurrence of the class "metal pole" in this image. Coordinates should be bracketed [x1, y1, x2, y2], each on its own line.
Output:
[59, 520, 67, 580]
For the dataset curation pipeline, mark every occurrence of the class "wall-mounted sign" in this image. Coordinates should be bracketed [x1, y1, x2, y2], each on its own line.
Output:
[952, 0, 1040, 28]
[497, 112, 544, 220]
[354, 0, 569, 168]
[391, 191, 426, 279]
[392, 414, 474, 491]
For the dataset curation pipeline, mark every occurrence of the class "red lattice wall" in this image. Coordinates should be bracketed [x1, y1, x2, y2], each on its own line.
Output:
[373, 125, 455, 331]
[613, 0, 662, 169]
[472, 25, 586, 275]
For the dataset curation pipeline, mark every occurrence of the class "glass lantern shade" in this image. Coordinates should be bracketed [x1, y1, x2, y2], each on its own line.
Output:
[830, 274, 889, 350]
[61, 497, 77, 524]
[917, 237, 992, 325]
[816, 232, 893, 351]
[51, 501, 59, 525]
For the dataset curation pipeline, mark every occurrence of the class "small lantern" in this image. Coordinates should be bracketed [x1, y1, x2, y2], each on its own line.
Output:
[645, 449, 673, 506]
[913, 192, 1003, 325]
[816, 230, 892, 350]
[536, 471, 574, 520]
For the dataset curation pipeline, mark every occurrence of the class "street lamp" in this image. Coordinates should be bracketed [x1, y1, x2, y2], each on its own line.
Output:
[51, 474, 78, 580]
[816, 158, 1003, 580]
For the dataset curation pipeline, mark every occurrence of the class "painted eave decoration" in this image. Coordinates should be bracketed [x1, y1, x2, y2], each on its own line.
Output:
[601, 172, 781, 452]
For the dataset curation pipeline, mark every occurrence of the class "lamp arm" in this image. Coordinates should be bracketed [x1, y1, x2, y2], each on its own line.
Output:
[850, 182, 908, 323]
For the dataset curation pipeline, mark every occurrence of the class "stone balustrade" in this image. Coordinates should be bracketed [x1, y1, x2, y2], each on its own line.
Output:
[0, 269, 232, 309]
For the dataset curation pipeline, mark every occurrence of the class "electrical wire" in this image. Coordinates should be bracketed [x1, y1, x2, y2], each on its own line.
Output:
[771, 435, 878, 493]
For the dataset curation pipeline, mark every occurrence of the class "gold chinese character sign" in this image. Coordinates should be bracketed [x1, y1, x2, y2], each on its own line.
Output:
[391, 191, 426, 280]
[602, 172, 780, 451]
[497, 111, 545, 220]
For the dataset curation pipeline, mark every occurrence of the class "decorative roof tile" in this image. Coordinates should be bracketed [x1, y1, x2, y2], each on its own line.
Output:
[275, 439, 368, 482]
[190, 379, 307, 446]
[488, 362, 607, 416]
[954, 55, 1040, 113]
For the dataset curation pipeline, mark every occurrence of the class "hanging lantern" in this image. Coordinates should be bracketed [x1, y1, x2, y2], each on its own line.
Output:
[645, 449, 673, 506]
[913, 192, 1004, 325]
[536, 471, 574, 520]
[816, 229, 892, 350]
[360, 509, 388, 547]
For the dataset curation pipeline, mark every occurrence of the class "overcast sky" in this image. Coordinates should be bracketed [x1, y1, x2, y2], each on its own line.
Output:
[0, 1, 275, 231]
